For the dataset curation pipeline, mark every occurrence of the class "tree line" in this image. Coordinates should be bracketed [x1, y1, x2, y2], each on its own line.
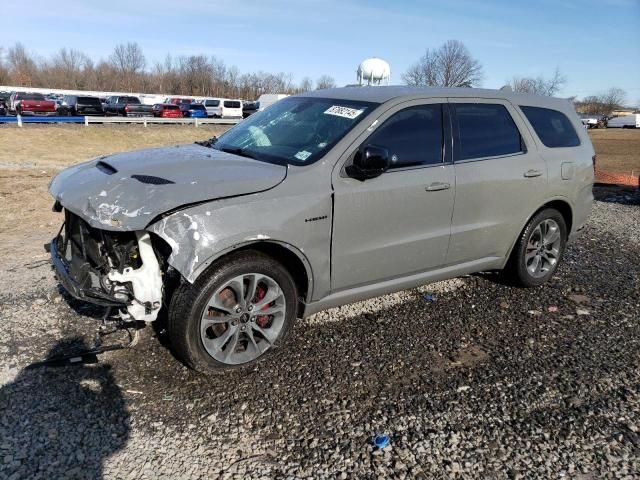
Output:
[0, 40, 630, 113]
[0, 42, 336, 100]
[401, 40, 629, 115]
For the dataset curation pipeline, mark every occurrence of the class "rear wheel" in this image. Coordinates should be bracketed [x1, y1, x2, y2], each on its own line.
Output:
[506, 208, 567, 287]
[168, 250, 297, 373]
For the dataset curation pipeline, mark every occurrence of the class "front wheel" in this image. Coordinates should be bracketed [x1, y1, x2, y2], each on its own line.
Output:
[168, 250, 298, 373]
[505, 208, 567, 287]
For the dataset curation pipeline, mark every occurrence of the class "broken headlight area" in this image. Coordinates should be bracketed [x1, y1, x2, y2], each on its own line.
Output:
[51, 210, 164, 321]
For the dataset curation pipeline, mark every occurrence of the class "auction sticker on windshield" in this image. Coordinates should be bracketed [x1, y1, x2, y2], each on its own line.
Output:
[294, 150, 312, 161]
[324, 106, 365, 119]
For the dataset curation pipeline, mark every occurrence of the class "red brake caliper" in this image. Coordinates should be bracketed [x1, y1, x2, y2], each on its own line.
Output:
[253, 285, 271, 328]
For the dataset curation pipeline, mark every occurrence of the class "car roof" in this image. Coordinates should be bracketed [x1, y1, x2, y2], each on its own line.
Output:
[298, 86, 574, 110]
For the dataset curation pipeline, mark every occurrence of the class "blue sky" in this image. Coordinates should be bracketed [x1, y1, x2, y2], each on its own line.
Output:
[2, 0, 639, 102]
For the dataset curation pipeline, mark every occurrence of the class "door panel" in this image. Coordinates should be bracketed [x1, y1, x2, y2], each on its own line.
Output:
[331, 100, 455, 291]
[446, 99, 547, 264]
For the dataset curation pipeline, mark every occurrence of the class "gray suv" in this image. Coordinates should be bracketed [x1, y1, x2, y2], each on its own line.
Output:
[48, 87, 594, 373]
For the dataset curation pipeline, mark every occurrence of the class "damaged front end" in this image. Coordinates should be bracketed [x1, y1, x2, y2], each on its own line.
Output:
[50, 210, 164, 321]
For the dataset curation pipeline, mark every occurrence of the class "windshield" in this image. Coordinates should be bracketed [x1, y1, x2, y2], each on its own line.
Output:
[22, 93, 45, 100]
[78, 97, 101, 105]
[213, 97, 376, 165]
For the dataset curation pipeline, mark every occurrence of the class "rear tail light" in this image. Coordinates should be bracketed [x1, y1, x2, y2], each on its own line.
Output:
[124, 104, 129, 113]
[592, 155, 597, 173]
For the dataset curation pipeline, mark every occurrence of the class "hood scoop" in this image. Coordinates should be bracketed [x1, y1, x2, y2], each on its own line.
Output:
[131, 174, 175, 185]
[96, 161, 117, 175]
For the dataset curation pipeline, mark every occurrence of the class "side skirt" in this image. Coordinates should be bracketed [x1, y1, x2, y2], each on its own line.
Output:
[301, 256, 503, 318]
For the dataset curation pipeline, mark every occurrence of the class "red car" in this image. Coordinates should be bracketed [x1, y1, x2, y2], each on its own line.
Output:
[9, 92, 56, 116]
[165, 97, 195, 106]
[152, 104, 183, 118]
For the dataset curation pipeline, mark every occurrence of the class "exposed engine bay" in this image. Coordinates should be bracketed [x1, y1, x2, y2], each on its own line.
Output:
[52, 210, 164, 321]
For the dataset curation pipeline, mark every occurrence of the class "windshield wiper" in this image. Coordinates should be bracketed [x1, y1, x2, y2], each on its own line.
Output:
[219, 147, 258, 160]
[195, 136, 218, 148]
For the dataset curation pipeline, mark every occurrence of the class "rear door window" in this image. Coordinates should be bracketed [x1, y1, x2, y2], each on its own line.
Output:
[78, 97, 101, 106]
[520, 106, 580, 148]
[224, 101, 241, 108]
[205, 100, 220, 107]
[366, 104, 444, 169]
[453, 103, 523, 160]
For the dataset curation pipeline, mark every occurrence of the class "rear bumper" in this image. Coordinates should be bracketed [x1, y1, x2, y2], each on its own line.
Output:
[49, 237, 127, 308]
[21, 111, 57, 116]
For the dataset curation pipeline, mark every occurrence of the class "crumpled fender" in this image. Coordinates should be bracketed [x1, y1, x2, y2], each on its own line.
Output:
[147, 189, 332, 301]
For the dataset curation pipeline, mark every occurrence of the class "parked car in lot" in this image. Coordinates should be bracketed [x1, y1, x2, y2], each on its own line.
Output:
[578, 113, 605, 129]
[9, 92, 57, 116]
[152, 103, 183, 118]
[220, 99, 243, 118]
[607, 114, 640, 128]
[242, 100, 259, 118]
[201, 98, 222, 117]
[166, 97, 195, 106]
[58, 95, 105, 116]
[103, 96, 154, 117]
[48, 86, 594, 373]
[180, 103, 208, 118]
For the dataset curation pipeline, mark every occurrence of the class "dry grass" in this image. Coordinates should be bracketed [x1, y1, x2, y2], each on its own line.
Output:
[0, 124, 227, 170]
[589, 128, 640, 176]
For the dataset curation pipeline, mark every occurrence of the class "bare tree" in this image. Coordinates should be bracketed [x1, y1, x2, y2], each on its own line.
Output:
[7, 43, 39, 86]
[600, 87, 626, 114]
[315, 75, 336, 90]
[0, 47, 10, 85]
[299, 77, 313, 92]
[403, 40, 483, 88]
[402, 49, 437, 86]
[574, 88, 627, 115]
[47, 48, 91, 89]
[109, 42, 146, 91]
[508, 68, 566, 96]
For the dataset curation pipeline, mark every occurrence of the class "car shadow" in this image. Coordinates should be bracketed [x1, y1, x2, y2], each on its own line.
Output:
[593, 185, 640, 205]
[0, 338, 129, 479]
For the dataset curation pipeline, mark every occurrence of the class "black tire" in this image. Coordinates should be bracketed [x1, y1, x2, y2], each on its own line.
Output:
[168, 250, 298, 373]
[505, 208, 567, 287]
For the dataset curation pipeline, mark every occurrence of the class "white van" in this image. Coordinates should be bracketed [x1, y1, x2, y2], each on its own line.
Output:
[257, 94, 289, 111]
[220, 99, 243, 119]
[202, 98, 243, 118]
[201, 98, 221, 118]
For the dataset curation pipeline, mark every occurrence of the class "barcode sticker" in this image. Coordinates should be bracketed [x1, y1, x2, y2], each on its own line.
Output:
[324, 106, 364, 119]
[294, 150, 312, 161]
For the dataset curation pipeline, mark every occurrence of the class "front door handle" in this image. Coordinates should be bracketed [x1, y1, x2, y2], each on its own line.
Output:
[425, 182, 451, 191]
[524, 169, 543, 178]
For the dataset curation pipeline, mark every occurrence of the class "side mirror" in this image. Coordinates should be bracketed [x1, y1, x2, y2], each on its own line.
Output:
[346, 145, 390, 180]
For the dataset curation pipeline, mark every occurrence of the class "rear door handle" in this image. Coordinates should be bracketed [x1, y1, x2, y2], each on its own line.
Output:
[524, 169, 543, 178]
[425, 182, 451, 191]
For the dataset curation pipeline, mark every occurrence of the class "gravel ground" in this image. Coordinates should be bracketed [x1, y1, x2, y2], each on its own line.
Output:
[0, 192, 638, 479]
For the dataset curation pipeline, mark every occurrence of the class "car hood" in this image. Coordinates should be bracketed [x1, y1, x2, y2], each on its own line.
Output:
[49, 144, 287, 231]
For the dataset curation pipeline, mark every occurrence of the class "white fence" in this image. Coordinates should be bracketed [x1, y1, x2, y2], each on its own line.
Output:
[6, 115, 241, 127]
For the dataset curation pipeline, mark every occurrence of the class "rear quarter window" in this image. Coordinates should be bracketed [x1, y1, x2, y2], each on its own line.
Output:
[520, 106, 580, 148]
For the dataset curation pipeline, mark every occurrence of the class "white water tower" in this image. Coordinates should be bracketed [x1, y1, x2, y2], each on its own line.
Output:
[357, 58, 391, 86]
